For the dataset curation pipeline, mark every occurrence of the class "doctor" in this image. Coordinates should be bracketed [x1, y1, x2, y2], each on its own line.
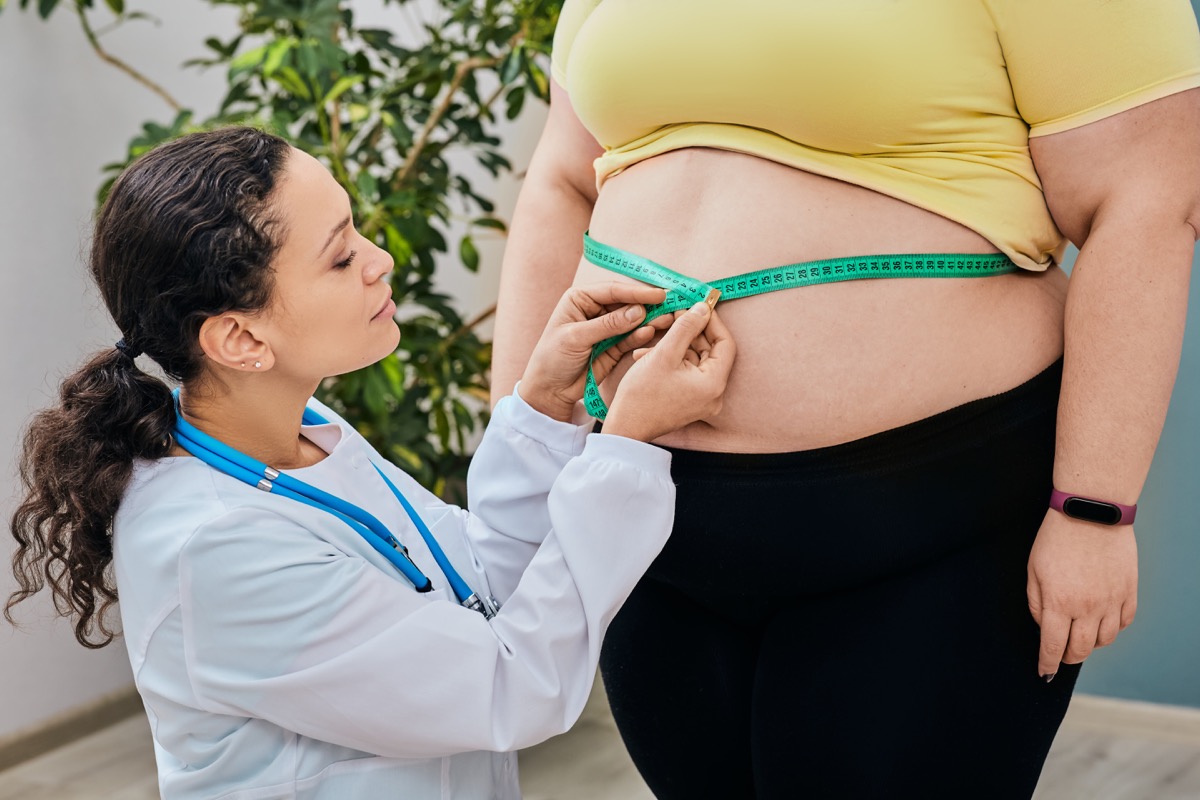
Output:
[5, 126, 734, 799]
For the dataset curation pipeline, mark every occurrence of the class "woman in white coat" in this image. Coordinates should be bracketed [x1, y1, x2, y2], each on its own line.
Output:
[5, 125, 733, 799]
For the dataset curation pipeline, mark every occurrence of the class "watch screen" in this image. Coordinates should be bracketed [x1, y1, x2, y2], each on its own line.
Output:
[1062, 497, 1122, 525]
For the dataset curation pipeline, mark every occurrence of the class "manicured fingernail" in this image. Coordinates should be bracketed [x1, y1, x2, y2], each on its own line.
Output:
[1042, 672, 1056, 683]
[689, 301, 710, 316]
[624, 305, 644, 321]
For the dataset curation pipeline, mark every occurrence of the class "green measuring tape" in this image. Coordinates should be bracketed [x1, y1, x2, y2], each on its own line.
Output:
[581, 232, 1018, 420]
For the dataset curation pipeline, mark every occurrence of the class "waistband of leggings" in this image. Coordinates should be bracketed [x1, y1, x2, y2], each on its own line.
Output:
[664, 357, 1062, 479]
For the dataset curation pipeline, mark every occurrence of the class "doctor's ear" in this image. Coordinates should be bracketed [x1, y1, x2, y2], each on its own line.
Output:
[197, 313, 274, 372]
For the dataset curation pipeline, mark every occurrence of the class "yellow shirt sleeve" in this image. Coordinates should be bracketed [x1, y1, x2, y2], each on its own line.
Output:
[986, 0, 1200, 137]
[551, 0, 603, 87]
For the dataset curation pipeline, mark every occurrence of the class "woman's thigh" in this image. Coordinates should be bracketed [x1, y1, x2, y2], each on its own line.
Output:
[601, 577, 760, 799]
[752, 530, 1079, 799]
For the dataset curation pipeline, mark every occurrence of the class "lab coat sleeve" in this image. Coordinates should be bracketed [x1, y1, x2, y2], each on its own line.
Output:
[177, 433, 673, 758]
[460, 385, 591, 601]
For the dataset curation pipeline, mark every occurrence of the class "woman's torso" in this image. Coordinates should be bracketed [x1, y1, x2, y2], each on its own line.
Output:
[575, 147, 1068, 452]
[556, 0, 1200, 452]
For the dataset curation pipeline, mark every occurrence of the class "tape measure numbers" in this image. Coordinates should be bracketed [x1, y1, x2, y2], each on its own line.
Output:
[581, 232, 1018, 420]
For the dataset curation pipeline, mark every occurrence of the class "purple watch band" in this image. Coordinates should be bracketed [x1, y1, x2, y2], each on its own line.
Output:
[1050, 489, 1137, 526]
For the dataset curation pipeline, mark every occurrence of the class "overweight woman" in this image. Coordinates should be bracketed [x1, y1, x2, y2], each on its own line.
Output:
[6, 126, 733, 799]
[490, 1, 1200, 797]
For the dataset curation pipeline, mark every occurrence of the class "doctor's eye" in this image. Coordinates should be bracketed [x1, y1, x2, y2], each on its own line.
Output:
[333, 250, 358, 270]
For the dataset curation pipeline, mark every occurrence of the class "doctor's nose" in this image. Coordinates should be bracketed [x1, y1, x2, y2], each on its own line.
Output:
[363, 241, 395, 284]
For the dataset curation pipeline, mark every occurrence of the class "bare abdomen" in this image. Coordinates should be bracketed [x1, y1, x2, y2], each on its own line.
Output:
[577, 148, 1068, 453]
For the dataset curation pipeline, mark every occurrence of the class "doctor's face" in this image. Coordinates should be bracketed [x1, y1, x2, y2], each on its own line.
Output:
[258, 148, 400, 382]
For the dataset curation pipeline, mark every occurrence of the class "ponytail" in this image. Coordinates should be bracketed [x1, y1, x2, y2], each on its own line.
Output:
[6, 346, 173, 648]
[5, 125, 291, 648]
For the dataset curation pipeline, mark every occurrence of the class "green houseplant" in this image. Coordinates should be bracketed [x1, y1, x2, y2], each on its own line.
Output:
[2, 0, 563, 499]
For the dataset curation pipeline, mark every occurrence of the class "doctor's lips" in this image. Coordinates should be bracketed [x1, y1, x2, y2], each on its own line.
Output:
[372, 294, 397, 321]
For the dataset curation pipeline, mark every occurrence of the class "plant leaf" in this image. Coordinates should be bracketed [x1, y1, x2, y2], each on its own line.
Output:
[271, 66, 312, 99]
[322, 74, 363, 106]
[459, 236, 480, 272]
[228, 43, 268, 76]
[262, 37, 294, 76]
[472, 217, 506, 232]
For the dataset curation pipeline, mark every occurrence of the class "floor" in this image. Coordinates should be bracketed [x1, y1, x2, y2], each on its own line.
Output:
[2, 681, 1199, 799]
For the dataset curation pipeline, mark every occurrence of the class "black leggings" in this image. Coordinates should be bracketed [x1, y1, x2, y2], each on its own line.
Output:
[599, 360, 1078, 799]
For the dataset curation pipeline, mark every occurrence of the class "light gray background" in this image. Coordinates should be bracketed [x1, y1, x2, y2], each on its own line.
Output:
[0, 0, 1196, 743]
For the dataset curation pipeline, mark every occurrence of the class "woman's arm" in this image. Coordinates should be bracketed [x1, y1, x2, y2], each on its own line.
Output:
[490, 79, 604, 405]
[1026, 87, 1200, 678]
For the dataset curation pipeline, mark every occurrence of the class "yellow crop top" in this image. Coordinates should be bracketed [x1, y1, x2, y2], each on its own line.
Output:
[551, 0, 1200, 270]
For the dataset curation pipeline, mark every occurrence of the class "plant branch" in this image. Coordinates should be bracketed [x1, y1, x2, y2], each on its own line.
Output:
[395, 53, 500, 188]
[483, 81, 505, 114]
[438, 302, 496, 356]
[74, 2, 181, 112]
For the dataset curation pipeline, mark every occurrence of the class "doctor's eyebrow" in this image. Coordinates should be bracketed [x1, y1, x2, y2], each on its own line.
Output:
[317, 215, 352, 257]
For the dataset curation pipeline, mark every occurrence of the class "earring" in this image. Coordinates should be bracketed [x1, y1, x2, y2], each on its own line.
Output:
[240, 361, 246, 368]
[254, 361, 262, 369]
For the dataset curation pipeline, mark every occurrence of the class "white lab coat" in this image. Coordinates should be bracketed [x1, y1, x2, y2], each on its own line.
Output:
[112, 389, 674, 799]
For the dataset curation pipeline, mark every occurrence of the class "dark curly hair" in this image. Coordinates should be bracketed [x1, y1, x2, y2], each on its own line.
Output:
[6, 126, 293, 647]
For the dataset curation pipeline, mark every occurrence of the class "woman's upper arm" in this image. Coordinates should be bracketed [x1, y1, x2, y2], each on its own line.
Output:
[987, 0, 1200, 244]
[528, 78, 605, 205]
[1029, 88, 1200, 247]
[533, 0, 605, 200]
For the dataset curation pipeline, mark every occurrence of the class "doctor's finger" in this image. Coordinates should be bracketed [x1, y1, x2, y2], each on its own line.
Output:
[565, 304, 654, 350]
[697, 309, 735, 378]
[688, 327, 713, 357]
[590, 327, 655, 386]
[611, 326, 656, 355]
[562, 283, 665, 318]
[646, 313, 674, 331]
[649, 302, 713, 363]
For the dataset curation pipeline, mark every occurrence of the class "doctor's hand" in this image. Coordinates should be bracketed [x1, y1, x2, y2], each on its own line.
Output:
[520, 282, 669, 423]
[603, 302, 735, 443]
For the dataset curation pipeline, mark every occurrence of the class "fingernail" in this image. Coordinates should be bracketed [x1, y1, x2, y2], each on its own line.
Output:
[689, 301, 710, 316]
[1042, 672, 1056, 683]
[624, 305, 644, 322]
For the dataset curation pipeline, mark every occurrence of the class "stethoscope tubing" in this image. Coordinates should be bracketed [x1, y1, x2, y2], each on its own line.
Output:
[171, 425, 432, 591]
[170, 391, 493, 616]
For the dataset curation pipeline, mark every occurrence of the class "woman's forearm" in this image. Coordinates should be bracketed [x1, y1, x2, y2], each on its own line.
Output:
[491, 171, 595, 406]
[1054, 214, 1195, 505]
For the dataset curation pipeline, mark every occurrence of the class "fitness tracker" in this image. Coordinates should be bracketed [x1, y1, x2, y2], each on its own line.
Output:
[1050, 489, 1137, 526]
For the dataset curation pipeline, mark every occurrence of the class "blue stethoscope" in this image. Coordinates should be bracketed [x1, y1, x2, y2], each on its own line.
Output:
[170, 389, 501, 619]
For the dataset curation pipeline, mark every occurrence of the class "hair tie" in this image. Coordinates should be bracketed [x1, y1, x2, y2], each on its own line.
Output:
[114, 338, 142, 364]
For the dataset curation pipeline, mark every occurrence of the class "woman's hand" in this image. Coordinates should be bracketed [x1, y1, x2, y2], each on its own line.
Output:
[603, 302, 736, 443]
[1026, 510, 1138, 681]
[520, 282, 669, 422]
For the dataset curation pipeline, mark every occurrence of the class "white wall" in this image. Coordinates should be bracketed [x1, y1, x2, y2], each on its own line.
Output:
[0, 1, 542, 741]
